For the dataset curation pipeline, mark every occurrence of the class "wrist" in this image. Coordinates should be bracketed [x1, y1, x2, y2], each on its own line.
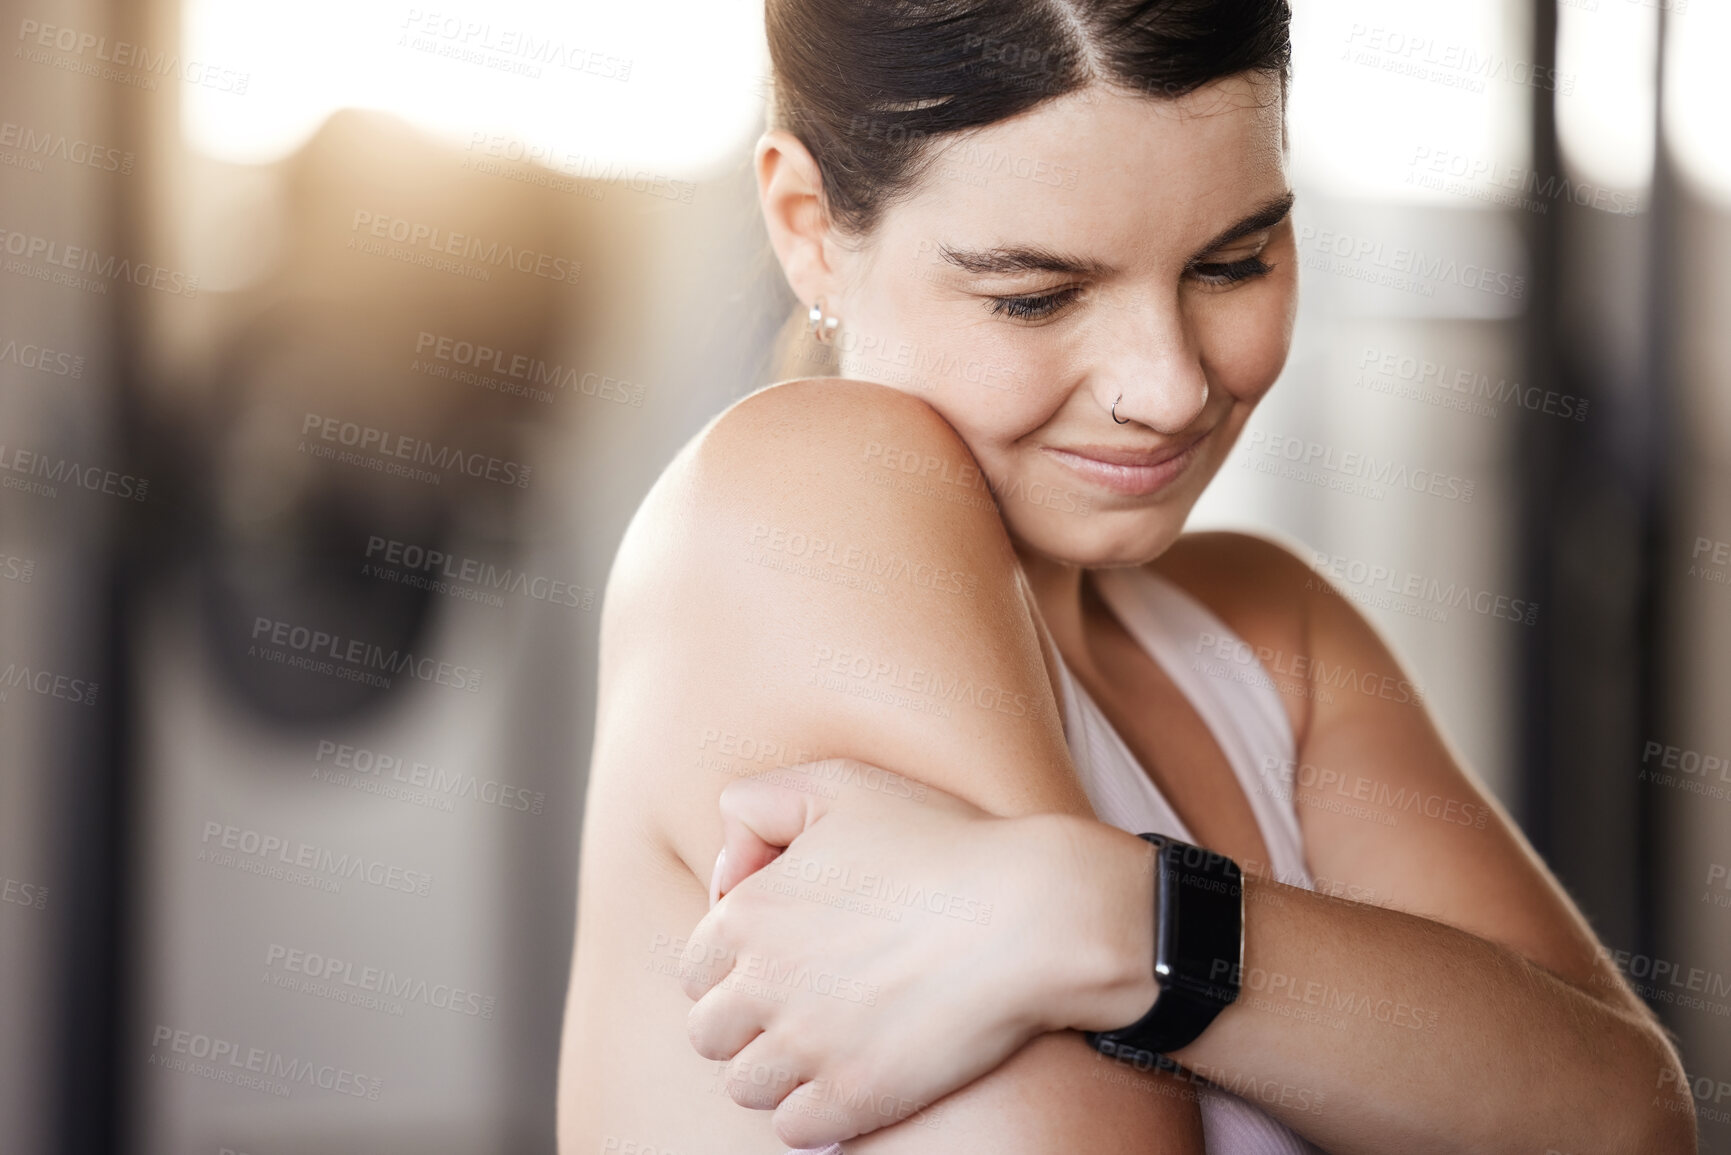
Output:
[1029, 814, 1162, 1034]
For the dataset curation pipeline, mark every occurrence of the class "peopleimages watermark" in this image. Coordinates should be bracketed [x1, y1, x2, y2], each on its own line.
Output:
[1342, 23, 1574, 95]
[695, 730, 931, 804]
[0, 658, 99, 706]
[347, 211, 582, 285]
[15, 18, 250, 94]
[1656, 1065, 1731, 1129]
[148, 1025, 381, 1101]
[1209, 958, 1441, 1032]
[197, 819, 434, 898]
[463, 132, 695, 204]
[775, 850, 995, 926]
[412, 331, 645, 407]
[653, 932, 882, 1007]
[1640, 739, 1731, 805]
[1191, 631, 1427, 708]
[1093, 1048, 1328, 1117]
[0, 442, 148, 502]
[397, 8, 632, 82]
[810, 641, 1038, 721]
[248, 615, 484, 693]
[0, 119, 133, 176]
[1689, 535, 1731, 592]
[1240, 430, 1476, 505]
[1296, 225, 1525, 301]
[862, 439, 1092, 517]
[797, 292, 1026, 395]
[299, 411, 531, 489]
[848, 114, 1079, 192]
[363, 535, 595, 611]
[747, 523, 982, 598]
[1354, 345, 1587, 424]
[0, 226, 198, 297]
[2, 872, 48, 911]
[263, 941, 497, 1019]
[1702, 863, 1731, 911]
[312, 739, 545, 815]
[1598, 946, 1731, 1017]
[1258, 755, 1491, 831]
[1308, 549, 1539, 627]
[1407, 145, 1639, 217]
[0, 334, 84, 378]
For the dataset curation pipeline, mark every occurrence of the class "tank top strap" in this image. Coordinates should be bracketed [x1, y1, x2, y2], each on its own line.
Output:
[1087, 565, 1311, 890]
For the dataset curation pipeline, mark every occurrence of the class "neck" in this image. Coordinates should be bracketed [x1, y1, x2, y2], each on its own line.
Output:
[1013, 541, 1091, 657]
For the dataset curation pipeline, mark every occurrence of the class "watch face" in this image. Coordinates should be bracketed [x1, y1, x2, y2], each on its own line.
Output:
[1163, 849, 1244, 1005]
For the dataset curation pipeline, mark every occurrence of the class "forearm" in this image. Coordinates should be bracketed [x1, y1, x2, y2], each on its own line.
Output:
[1056, 817, 1695, 1155]
[844, 1031, 1206, 1155]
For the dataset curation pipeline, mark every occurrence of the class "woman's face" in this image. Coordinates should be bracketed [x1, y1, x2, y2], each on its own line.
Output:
[816, 74, 1296, 569]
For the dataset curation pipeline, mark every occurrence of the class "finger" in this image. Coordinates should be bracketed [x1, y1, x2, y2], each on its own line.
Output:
[685, 972, 770, 1062]
[714, 767, 842, 898]
[721, 1032, 807, 1111]
[773, 1074, 862, 1149]
[675, 918, 736, 1001]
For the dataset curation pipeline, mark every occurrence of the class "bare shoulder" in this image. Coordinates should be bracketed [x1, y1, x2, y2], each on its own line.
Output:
[595, 375, 1081, 882]
[606, 377, 1009, 629]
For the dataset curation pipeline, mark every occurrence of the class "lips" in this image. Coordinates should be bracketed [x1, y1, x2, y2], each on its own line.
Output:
[1040, 431, 1209, 498]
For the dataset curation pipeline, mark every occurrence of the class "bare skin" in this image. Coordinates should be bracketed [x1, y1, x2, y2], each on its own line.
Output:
[557, 75, 1693, 1154]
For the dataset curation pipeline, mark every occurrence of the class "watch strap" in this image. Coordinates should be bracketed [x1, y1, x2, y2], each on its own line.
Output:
[1084, 833, 1243, 1066]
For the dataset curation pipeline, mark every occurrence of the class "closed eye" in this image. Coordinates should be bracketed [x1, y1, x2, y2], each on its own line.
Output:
[987, 285, 1083, 321]
[1188, 254, 1273, 286]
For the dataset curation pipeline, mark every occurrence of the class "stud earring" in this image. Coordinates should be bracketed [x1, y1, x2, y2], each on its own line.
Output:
[808, 298, 840, 344]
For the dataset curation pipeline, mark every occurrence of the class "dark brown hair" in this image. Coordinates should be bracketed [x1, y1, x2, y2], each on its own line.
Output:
[766, 0, 1293, 236]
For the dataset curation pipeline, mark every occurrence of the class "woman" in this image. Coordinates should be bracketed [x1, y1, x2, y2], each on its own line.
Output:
[556, 1, 1694, 1152]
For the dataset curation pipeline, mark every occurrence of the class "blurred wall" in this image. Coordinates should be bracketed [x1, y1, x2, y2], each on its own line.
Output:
[1, 0, 1728, 1152]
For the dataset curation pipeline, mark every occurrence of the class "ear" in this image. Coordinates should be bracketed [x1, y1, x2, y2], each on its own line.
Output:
[755, 129, 843, 307]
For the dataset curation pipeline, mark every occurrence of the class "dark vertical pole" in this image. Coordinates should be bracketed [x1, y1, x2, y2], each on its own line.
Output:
[1637, 0, 1675, 978]
[1519, 0, 1561, 863]
[52, 0, 154, 1150]
[1519, 0, 1666, 962]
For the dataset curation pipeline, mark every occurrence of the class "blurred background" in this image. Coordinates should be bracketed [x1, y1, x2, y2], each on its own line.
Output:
[0, 0, 1727, 1151]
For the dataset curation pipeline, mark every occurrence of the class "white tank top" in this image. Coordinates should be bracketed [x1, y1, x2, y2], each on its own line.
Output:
[1052, 565, 1326, 1155]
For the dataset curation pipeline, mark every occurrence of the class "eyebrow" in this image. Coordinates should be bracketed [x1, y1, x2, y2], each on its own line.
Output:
[936, 190, 1296, 279]
[1197, 191, 1296, 254]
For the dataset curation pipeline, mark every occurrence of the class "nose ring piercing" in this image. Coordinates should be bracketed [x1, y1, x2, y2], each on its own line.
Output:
[1112, 382, 1209, 426]
[808, 298, 839, 344]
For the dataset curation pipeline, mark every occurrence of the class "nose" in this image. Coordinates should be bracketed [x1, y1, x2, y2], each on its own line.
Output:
[1087, 286, 1211, 434]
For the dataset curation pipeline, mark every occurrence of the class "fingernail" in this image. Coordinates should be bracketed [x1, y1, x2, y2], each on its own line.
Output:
[708, 847, 728, 909]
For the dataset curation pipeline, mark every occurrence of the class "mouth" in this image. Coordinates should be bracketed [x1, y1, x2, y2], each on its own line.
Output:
[1041, 431, 1210, 498]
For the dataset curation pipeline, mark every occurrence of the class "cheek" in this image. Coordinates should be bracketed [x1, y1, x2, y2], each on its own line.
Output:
[925, 336, 1077, 448]
[1196, 280, 1295, 406]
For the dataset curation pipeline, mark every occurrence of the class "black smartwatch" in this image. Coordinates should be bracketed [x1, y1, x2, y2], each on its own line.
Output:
[1084, 833, 1244, 1070]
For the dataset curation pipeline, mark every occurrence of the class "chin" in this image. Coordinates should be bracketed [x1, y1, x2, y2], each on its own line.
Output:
[1008, 507, 1187, 571]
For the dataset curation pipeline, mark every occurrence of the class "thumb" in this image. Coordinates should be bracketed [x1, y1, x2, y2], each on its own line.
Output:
[712, 763, 846, 902]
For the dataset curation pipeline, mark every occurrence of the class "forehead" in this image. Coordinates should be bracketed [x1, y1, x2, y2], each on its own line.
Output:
[880, 74, 1288, 261]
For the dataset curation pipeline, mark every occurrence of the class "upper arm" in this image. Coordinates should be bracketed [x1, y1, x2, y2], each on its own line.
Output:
[602, 377, 1092, 881]
[1168, 531, 1644, 1015]
[564, 378, 1201, 1154]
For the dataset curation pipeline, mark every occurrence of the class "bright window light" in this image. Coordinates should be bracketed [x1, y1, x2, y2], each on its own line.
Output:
[181, 0, 770, 175]
[1555, 0, 1656, 200]
[1288, 0, 1526, 203]
[1664, 0, 1731, 207]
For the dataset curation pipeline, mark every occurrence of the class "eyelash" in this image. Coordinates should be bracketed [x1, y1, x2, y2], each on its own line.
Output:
[986, 255, 1274, 321]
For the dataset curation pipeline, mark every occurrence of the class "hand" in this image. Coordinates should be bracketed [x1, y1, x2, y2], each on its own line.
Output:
[679, 759, 1159, 1149]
